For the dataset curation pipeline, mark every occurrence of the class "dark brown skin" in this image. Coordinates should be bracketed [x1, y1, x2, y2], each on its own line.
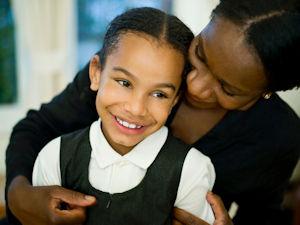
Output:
[173, 192, 233, 225]
[8, 176, 96, 225]
[8, 176, 230, 225]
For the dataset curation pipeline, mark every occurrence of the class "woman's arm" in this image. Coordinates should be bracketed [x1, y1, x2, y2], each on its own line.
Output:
[5, 62, 98, 225]
[173, 192, 233, 225]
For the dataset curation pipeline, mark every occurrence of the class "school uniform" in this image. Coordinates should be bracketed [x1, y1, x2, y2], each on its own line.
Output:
[33, 119, 215, 225]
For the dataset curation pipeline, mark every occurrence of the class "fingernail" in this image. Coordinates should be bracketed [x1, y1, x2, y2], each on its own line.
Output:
[85, 195, 96, 201]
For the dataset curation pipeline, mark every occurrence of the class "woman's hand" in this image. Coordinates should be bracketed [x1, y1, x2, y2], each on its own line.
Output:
[7, 176, 96, 225]
[173, 192, 233, 225]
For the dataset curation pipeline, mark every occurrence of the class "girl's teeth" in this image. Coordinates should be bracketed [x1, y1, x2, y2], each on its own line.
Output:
[123, 121, 129, 127]
[129, 124, 136, 129]
[116, 117, 142, 129]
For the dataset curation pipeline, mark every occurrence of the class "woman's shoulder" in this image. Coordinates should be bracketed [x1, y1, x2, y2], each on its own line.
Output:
[255, 93, 299, 120]
[253, 94, 300, 135]
[199, 94, 300, 154]
[227, 93, 300, 150]
[225, 94, 300, 133]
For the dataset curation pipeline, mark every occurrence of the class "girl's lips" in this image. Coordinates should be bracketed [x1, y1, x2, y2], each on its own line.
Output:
[115, 115, 144, 128]
[113, 115, 147, 135]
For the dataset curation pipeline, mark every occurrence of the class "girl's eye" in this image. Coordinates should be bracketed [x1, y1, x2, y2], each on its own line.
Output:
[152, 91, 168, 99]
[116, 79, 131, 88]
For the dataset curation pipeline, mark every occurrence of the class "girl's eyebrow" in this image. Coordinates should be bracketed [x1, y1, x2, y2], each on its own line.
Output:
[113, 66, 177, 92]
[113, 66, 135, 79]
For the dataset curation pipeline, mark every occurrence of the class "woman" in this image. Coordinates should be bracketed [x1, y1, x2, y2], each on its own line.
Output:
[5, 0, 300, 225]
[175, 1, 300, 224]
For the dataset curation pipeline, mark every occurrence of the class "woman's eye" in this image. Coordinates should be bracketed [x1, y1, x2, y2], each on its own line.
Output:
[195, 44, 206, 62]
[152, 92, 168, 99]
[220, 84, 235, 97]
[116, 79, 131, 88]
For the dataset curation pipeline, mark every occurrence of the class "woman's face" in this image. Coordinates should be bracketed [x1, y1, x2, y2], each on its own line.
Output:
[186, 16, 268, 110]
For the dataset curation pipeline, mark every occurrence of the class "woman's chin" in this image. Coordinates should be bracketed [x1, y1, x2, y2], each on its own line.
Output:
[185, 94, 220, 109]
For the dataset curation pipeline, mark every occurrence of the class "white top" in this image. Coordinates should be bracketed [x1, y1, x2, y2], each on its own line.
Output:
[33, 119, 215, 224]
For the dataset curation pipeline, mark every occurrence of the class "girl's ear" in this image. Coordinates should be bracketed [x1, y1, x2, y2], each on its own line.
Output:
[169, 95, 179, 115]
[172, 95, 179, 108]
[89, 55, 101, 91]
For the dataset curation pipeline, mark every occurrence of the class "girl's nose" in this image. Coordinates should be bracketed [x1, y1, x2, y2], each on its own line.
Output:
[124, 94, 147, 117]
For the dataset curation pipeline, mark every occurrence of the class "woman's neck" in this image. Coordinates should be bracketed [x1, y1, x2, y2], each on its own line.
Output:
[170, 100, 227, 144]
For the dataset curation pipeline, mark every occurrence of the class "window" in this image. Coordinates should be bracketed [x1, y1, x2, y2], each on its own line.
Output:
[0, 0, 17, 104]
[77, 0, 172, 68]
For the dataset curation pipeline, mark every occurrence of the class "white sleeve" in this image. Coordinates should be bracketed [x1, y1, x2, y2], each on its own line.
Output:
[32, 137, 62, 186]
[174, 147, 216, 225]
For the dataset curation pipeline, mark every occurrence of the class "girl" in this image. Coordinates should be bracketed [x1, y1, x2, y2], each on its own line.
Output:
[32, 7, 214, 225]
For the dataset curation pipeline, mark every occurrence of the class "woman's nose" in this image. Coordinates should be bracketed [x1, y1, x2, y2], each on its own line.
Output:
[186, 69, 216, 99]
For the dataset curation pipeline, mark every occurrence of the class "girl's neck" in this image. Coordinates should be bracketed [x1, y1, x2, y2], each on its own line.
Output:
[101, 123, 133, 156]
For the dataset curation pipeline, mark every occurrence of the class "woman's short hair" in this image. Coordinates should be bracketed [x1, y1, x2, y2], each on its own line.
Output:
[213, 0, 300, 92]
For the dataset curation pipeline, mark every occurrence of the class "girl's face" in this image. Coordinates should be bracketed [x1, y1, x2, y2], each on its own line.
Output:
[89, 33, 184, 155]
[187, 16, 268, 110]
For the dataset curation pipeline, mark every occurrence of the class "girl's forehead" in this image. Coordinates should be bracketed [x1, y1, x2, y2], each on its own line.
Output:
[104, 32, 184, 83]
[117, 32, 171, 49]
[111, 32, 183, 60]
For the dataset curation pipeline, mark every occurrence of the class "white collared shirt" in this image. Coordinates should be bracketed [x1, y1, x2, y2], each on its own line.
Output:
[33, 119, 215, 224]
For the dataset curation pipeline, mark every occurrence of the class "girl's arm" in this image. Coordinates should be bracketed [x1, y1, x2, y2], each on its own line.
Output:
[174, 148, 215, 224]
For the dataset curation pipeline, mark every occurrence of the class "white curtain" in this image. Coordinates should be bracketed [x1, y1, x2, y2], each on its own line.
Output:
[11, 0, 77, 108]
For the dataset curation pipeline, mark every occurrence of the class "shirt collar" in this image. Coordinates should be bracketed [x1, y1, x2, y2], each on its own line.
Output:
[90, 118, 168, 170]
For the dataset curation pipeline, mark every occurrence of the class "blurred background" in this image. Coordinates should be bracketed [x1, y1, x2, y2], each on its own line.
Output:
[0, 0, 299, 217]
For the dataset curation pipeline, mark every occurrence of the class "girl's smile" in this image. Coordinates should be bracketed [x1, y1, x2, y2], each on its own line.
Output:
[89, 32, 184, 155]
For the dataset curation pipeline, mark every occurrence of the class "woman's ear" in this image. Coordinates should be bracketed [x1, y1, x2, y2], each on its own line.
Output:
[89, 55, 101, 91]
